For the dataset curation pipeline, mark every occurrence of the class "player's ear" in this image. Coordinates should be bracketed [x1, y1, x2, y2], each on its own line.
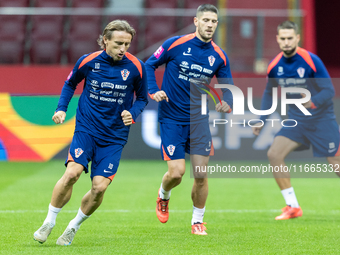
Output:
[194, 17, 198, 27]
[296, 34, 301, 43]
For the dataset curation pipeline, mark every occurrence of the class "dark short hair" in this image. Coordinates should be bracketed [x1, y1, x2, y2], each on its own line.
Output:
[196, 4, 219, 17]
[277, 20, 299, 34]
[97, 20, 136, 49]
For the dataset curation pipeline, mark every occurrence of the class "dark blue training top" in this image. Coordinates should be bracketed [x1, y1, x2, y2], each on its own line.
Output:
[262, 47, 335, 122]
[56, 50, 148, 145]
[145, 33, 234, 124]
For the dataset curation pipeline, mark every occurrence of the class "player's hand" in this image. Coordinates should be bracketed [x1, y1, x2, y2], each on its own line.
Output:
[152, 91, 169, 102]
[215, 100, 231, 113]
[252, 122, 263, 136]
[301, 93, 312, 108]
[52, 111, 66, 124]
[121, 110, 133, 126]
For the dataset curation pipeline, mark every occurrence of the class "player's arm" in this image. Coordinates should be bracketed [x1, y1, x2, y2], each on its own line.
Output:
[216, 52, 233, 113]
[125, 62, 149, 126]
[145, 38, 175, 102]
[53, 56, 87, 124]
[252, 75, 277, 135]
[309, 55, 335, 108]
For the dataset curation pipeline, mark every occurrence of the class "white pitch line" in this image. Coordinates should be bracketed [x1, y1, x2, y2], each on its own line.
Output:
[0, 209, 324, 214]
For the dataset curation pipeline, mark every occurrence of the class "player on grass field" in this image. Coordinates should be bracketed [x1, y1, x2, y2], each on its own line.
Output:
[145, 4, 233, 235]
[33, 20, 148, 245]
[252, 21, 340, 220]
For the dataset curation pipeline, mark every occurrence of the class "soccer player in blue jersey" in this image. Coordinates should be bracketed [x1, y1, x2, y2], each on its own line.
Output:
[145, 4, 233, 235]
[252, 21, 340, 220]
[33, 20, 148, 245]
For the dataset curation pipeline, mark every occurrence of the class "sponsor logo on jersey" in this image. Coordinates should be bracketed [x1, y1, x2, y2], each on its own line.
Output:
[75, 148, 83, 158]
[180, 61, 189, 68]
[183, 47, 192, 56]
[208, 55, 215, 66]
[167, 145, 176, 156]
[101, 82, 114, 89]
[67, 71, 73, 81]
[95, 63, 100, 69]
[115, 84, 127, 90]
[277, 66, 284, 76]
[100, 90, 112, 95]
[154, 45, 164, 59]
[203, 68, 213, 74]
[118, 98, 124, 105]
[180, 68, 187, 73]
[191, 64, 203, 72]
[121, 69, 130, 81]
[297, 67, 305, 78]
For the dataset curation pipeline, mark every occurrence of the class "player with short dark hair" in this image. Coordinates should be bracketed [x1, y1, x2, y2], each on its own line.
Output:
[252, 20, 340, 220]
[33, 20, 148, 245]
[146, 4, 233, 235]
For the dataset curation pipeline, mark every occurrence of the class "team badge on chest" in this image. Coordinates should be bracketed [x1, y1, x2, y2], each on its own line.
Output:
[121, 69, 130, 81]
[208, 55, 215, 66]
[297, 67, 305, 78]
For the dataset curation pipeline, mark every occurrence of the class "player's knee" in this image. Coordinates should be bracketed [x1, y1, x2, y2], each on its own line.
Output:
[169, 171, 183, 182]
[267, 148, 283, 162]
[63, 170, 81, 185]
[91, 182, 108, 198]
[168, 163, 185, 180]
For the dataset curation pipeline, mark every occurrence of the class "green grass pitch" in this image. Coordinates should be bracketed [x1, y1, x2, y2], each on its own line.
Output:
[0, 160, 340, 254]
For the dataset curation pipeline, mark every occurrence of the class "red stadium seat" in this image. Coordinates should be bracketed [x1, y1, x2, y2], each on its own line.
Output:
[67, 39, 101, 64]
[183, 0, 217, 8]
[72, 0, 105, 8]
[0, 40, 24, 63]
[144, 16, 177, 49]
[31, 15, 64, 40]
[30, 39, 61, 64]
[69, 16, 102, 41]
[0, 15, 26, 40]
[0, 0, 29, 7]
[34, 0, 66, 7]
[145, 0, 178, 8]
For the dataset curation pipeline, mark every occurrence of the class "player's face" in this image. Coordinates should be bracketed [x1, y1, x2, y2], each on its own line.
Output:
[276, 29, 300, 57]
[194, 11, 218, 42]
[104, 31, 132, 61]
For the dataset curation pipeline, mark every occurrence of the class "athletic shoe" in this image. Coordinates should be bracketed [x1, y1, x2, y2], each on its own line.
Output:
[191, 222, 207, 235]
[33, 222, 54, 244]
[56, 227, 77, 246]
[275, 205, 303, 220]
[156, 189, 169, 223]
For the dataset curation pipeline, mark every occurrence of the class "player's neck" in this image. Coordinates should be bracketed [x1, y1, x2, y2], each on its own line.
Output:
[195, 32, 212, 43]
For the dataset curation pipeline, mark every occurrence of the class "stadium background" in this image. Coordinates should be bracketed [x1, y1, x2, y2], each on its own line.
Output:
[0, 0, 339, 161]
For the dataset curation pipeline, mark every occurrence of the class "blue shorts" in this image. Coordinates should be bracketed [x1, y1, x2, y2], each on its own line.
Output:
[276, 119, 340, 157]
[160, 122, 213, 161]
[66, 131, 124, 180]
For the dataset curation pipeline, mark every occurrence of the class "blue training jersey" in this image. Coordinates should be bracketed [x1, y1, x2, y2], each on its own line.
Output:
[56, 50, 148, 145]
[145, 33, 234, 124]
[262, 47, 335, 122]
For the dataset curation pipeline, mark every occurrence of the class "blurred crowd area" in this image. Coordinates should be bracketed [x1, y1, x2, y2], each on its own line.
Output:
[0, 0, 302, 73]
